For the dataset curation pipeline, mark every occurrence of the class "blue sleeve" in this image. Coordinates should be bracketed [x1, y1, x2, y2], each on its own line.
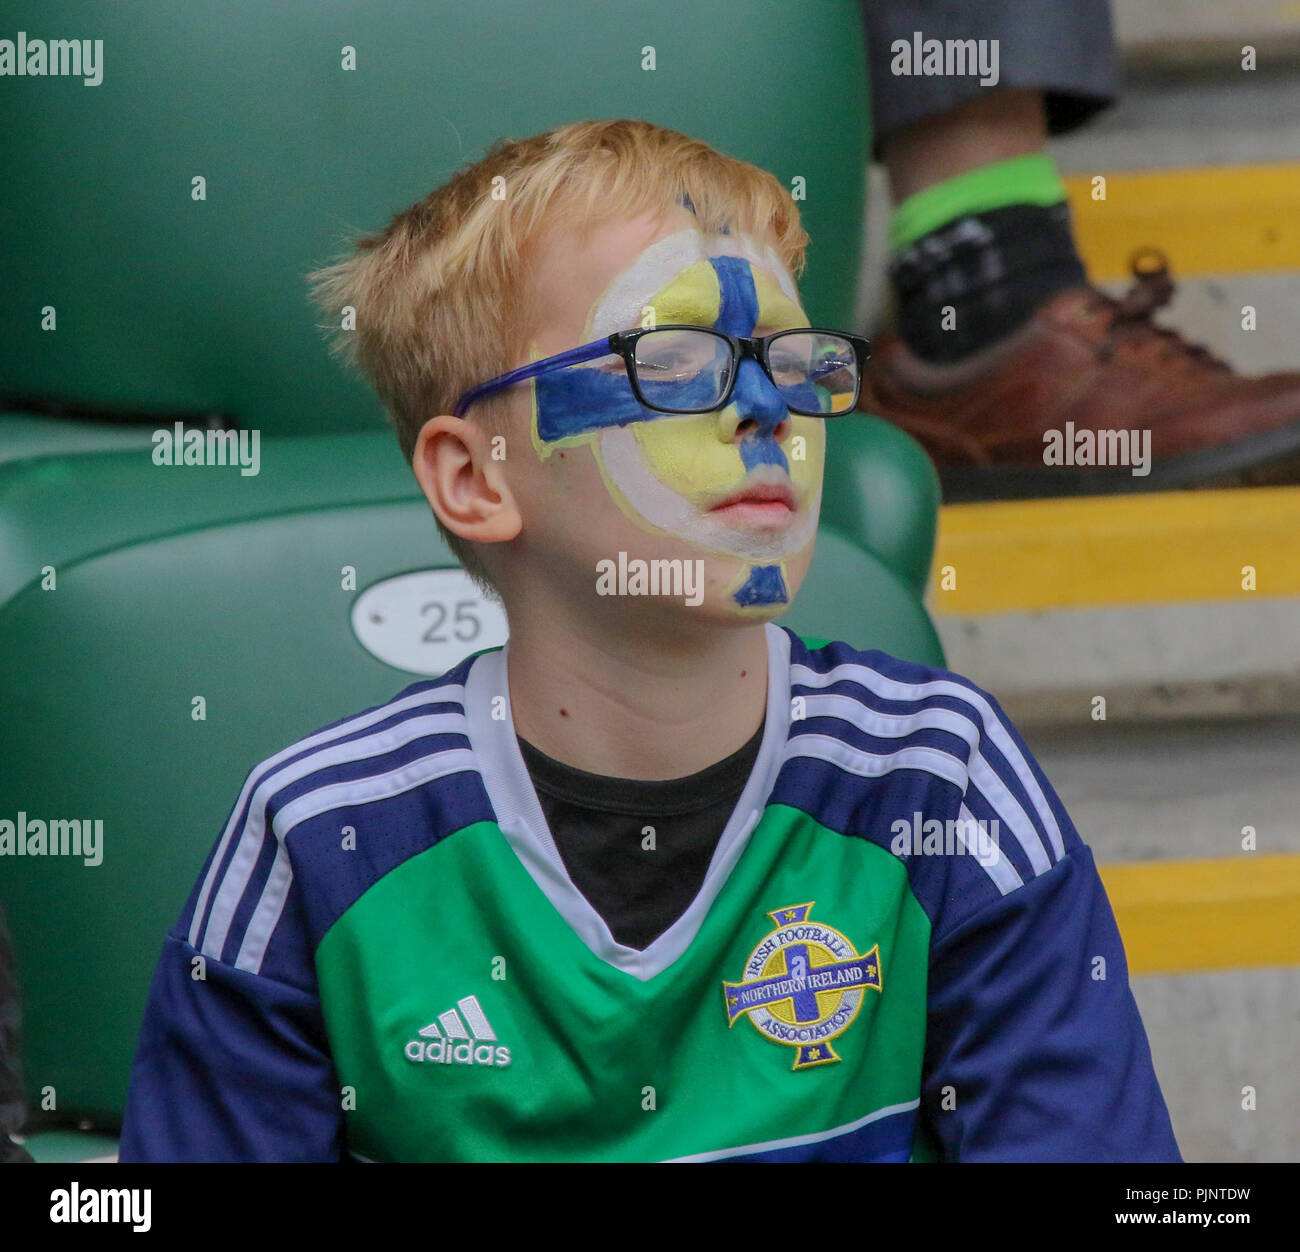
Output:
[119, 762, 347, 1163]
[118, 930, 346, 1162]
[921, 843, 1180, 1161]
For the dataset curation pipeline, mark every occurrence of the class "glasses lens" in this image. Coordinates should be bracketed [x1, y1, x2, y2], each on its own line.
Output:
[768, 332, 860, 415]
[632, 328, 733, 413]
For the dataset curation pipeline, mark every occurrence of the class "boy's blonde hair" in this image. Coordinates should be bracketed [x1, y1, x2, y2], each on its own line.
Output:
[306, 118, 810, 597]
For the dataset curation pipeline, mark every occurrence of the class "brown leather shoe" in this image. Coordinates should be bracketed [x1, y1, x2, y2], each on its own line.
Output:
[862, 249, 1300, 500]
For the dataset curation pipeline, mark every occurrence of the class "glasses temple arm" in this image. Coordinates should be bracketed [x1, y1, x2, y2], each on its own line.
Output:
[453, 336, 616, 417]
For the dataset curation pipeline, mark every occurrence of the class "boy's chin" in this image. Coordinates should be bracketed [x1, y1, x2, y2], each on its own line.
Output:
[583, 545, 810, 621]
[667, 576, 809, 625]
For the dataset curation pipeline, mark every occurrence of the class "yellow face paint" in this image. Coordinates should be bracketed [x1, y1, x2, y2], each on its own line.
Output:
[527, 228, 825, 610]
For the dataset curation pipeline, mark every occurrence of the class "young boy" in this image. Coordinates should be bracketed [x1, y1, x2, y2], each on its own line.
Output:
[119, 119, 1179, 1163]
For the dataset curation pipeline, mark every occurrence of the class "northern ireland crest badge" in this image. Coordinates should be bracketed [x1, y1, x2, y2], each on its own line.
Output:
[723, 902, 882, 1070]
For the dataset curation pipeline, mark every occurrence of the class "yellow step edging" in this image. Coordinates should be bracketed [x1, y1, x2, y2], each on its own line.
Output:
[930, 486, 1300, 613]
[1098, 853, 1300, 976]
[1064, 164, 1300, 281]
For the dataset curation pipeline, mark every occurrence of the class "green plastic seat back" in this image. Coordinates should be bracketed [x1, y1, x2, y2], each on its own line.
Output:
[1, 0, 869, 437]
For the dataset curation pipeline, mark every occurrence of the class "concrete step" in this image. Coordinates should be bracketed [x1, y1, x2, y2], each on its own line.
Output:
[1063, 164, 1300, 282]
[1114, 0, 1300, 64]
[1053, 60, 1300, 171]
[929, 486, 1300, 724]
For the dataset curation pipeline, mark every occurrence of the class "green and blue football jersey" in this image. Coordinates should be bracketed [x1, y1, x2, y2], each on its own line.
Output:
[120, 625, 1179, 1162]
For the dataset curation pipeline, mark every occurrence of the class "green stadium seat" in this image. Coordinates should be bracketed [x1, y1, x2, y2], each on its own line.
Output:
[0, 1, 871, 443]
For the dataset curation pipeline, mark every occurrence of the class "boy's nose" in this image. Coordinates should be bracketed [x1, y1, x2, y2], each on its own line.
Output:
[722, 355, 789, 438]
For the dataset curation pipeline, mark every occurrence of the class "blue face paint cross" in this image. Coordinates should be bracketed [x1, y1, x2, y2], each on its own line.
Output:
[529, 254, 808, 461]
[711, 255, 794, 477]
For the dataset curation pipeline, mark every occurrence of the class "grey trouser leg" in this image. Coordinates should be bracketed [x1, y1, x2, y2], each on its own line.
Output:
[862, 0, 1121, 152]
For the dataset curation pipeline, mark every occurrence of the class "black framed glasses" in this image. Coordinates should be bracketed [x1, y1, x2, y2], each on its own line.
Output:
[452, 325, 872, 419]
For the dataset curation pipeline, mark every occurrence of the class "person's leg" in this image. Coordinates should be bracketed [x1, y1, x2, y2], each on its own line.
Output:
[858, 0, 1300, 496]
[882, 84, 1048, 204]
[882, 91, 1086, 361]
[862, 0, 1115, 365]
[863, 0, 1119, 152]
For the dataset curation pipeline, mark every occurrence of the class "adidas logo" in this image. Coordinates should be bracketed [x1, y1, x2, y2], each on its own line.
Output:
[404, 994, 511, 1068]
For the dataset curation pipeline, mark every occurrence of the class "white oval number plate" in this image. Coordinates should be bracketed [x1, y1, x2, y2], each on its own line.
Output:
[351, 569, 509, 676]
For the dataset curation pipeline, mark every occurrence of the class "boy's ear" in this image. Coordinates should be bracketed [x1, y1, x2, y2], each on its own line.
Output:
[411, 414, 522, 545]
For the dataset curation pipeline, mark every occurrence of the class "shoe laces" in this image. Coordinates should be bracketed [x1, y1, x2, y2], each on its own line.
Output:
[1084, 247, 1230, 370]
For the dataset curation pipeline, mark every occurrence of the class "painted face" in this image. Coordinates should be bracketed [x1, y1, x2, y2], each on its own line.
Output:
[525, 227, 825, 613]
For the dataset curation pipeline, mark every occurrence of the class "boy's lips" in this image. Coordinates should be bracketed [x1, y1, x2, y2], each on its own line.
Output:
[705, 475, 797, 528]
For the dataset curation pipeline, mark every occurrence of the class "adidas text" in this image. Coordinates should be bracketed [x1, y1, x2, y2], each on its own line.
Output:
[405, 1039, 511, 1067]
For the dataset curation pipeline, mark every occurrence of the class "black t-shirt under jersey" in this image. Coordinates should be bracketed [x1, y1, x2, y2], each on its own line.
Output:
[516, 723, 764, 951]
